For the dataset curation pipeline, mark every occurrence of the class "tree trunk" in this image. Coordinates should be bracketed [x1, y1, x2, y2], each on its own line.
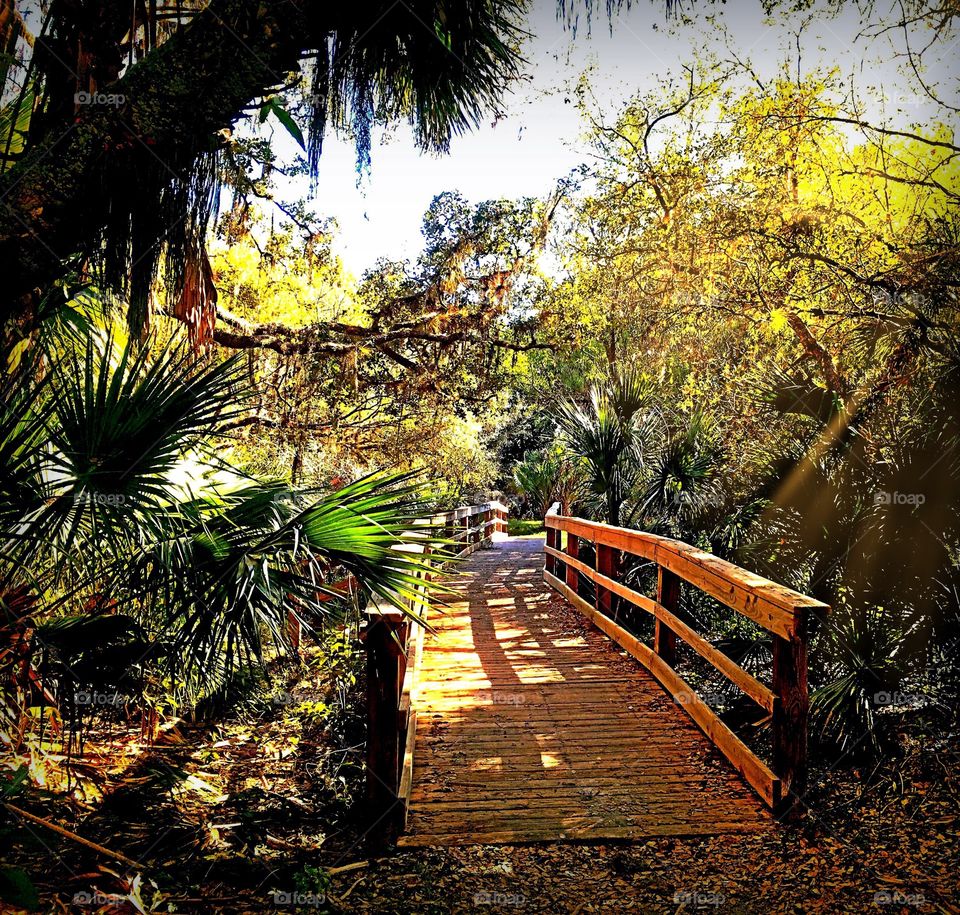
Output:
[0, 0, 314, 326]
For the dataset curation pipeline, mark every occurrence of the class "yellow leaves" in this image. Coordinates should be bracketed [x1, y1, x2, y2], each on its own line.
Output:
[841, 132, 958, 234]
[220, 240, 259, 280]
[768, 308, 790, 335]
[400, 412, 499, 500]
[440, 267, 465, 297]
[678, 371, 704, 412]
[5, 336, 31, 373]
[208, 226, 360, 329]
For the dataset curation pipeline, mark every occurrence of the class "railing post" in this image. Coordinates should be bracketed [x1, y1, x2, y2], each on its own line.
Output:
[544, 503, 561, 578]
[595, 543, 621, 618]
[545, 526, 558, 577]
[772, 607, 808, 815]
[565, 533, 579, 593]
[364, 608, 407, 845]
[654, 567, 680, 667]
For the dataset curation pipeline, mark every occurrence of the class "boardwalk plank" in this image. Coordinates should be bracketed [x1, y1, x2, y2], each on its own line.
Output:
[402, 536, 772, 846]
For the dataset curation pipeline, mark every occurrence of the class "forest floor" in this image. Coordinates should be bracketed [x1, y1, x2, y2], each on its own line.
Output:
[3, 636, 959, 913]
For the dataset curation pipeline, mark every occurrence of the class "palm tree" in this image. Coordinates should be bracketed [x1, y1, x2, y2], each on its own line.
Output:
[513, 446, 585, 518]
[635, 410, 726, 539]
[554, 364, 652, 526]
[0, 333, 440, 716]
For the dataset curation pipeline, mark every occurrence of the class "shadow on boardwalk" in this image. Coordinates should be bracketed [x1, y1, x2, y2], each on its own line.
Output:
[401, 536, 770, 846]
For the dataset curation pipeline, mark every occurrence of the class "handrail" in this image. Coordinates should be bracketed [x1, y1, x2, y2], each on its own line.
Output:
[542, 503, 827, 814]
[416, 500, 509, 556]
[363, 500, 509, 843]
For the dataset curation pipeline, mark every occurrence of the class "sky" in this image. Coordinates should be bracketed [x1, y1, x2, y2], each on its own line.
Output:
[271, 0, 952, 277]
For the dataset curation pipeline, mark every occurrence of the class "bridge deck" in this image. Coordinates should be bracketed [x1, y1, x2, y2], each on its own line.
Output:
[399, 537, 772, 846]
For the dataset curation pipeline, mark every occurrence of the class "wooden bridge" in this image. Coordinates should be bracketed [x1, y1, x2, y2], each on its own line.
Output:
[363, 502, 828, 847]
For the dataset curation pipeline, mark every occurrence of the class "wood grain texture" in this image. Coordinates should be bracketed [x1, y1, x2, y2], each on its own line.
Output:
[545, 513, 829, 638]
[542, 544, 776, 713]
[399, 537, 772, 847]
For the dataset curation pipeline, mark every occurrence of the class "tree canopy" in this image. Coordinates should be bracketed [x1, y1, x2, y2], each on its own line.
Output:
[1, 1, 959, 910]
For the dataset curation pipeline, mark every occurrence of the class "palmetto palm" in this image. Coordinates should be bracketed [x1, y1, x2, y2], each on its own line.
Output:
[810, 605, 920, 757]
[512, 447, 585, 518]
[635, 411, 727, 539]
[555, 365, 652, 527]
[0, 335, 439, 702]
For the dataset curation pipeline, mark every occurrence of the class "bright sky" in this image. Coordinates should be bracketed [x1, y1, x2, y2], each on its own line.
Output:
[273, 0, 950, 277]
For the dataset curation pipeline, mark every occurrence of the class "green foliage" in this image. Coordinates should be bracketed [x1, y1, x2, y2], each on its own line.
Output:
[811, 606, 920, 758]
[208, 194, 552, 499]
[1, 334, 441, 704]
[0, 867, 39, 912]
[490, 407, 556, 481]
[259, 97, 306, 150]
[555, 365, 652, 526]
[0, 768, 36, 910]
[305, 1, 526, 175]
[0, 83, 34, 174]
[507, 518, 545, 536]
[548, 376, 745, 550]
[291, 864, 330, 898]
[512, 446, 585, 519]
[636, 411, 726, 537]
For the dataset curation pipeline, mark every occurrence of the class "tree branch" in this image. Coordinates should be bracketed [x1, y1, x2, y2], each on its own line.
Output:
[786, 311, 851, 401]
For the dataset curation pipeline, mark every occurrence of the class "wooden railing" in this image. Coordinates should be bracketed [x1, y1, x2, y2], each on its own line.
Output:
[363, 500, 509, 842]
[543, 503, 827, 813]
[424, 500, 510, 558]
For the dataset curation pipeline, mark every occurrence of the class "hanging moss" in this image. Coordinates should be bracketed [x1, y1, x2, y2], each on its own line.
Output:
[0, 1, 526, 335]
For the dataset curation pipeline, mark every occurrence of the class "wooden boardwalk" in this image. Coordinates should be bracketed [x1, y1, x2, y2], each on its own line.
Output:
[399, 536, 772, 846]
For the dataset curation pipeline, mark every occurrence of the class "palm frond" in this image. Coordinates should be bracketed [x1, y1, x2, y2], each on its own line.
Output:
[1, 331, 447, 703]
[118, 473, 441, 697]
[308, 0, 527, 175]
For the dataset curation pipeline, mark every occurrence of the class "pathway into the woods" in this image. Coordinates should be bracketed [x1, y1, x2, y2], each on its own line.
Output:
[399, 537, 771, 846]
